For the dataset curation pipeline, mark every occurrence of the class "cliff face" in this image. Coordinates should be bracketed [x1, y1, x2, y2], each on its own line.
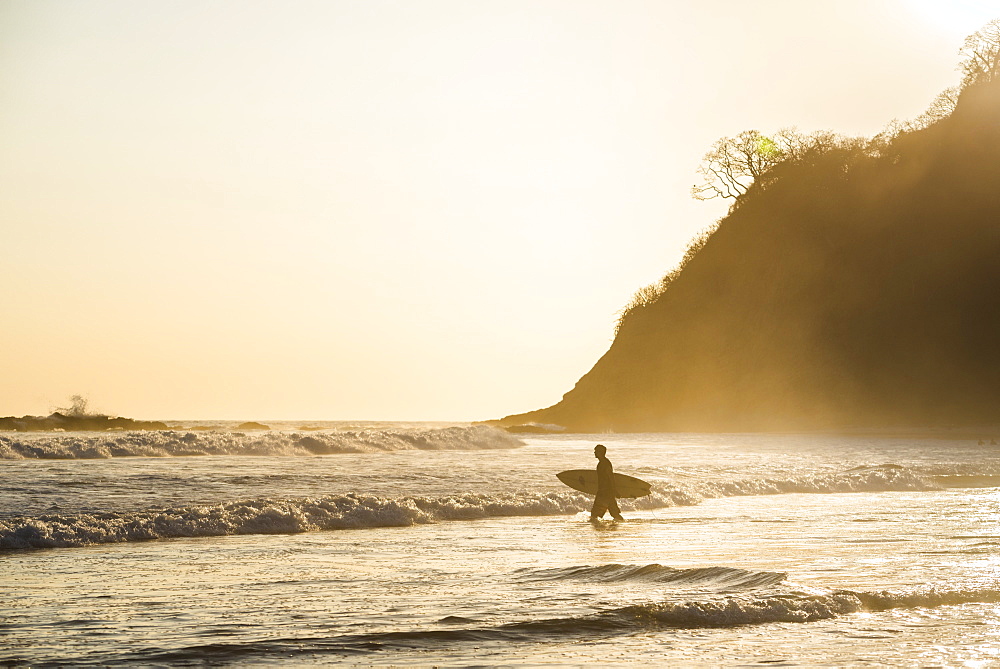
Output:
[502, 79, 1000, 432]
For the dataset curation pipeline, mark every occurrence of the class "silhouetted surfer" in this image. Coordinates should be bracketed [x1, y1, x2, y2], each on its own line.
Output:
[590, 444, 624, 521]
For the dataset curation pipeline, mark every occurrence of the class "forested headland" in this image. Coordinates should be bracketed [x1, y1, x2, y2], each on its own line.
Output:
[498, 21, 1000, 433]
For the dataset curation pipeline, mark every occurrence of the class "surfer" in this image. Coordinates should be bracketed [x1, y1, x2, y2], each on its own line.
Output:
[590, 444, 624, 521]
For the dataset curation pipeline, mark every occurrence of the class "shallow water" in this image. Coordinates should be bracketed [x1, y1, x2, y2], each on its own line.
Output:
[3, 426, 1000, 665]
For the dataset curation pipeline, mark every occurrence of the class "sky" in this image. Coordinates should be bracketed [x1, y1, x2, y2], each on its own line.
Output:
[1, 0, 997, 421]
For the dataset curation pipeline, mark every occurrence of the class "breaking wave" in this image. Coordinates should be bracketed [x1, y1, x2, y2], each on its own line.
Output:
[515, 563, 787, 589]
[592, 586, 1000, 629]
[0, 465, 956, 550]
[690, 466, 940, 498]
[0, 425, 522, 459]
[0, 489, 700, 549]
[91, 585, 1000, 664]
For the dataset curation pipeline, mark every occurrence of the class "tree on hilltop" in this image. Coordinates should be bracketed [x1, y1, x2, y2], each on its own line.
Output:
[959, 18, 1000, 88]
[691, 18, 1000, 206]
[691, 128, 861, 203]
[690, 130, 783, 201]
[922, 86, 961, 121]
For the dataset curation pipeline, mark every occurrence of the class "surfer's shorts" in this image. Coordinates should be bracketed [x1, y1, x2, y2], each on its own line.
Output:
[591, 494, 622, 519]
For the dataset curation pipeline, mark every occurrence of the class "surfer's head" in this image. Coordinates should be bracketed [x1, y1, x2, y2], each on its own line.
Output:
[594, 444, 606, 458]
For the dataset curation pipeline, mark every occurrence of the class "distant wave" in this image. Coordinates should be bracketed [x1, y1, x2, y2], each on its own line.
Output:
[641, 465, 943, 512]
[0, 425, 522, 459]
[0, 489, 702, 549]
[910, 462, 1000, 488]
[690, 466, 940, 499]
[916, 461, 1000, 477]
[91, 584, 1000, 664]
[515, 563, 787, 589]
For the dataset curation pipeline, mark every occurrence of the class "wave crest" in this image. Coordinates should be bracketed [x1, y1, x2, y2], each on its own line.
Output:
[116, 584, 1000, 663]
[617, 585, 1000, 628]
[0, 425, 522, 460]
[2, 489, 702, 549]
[615, 592, 862, 627]
[516, 563, 787, 589]
[0, 466, 954, 550]
[688, 466, 939, 499]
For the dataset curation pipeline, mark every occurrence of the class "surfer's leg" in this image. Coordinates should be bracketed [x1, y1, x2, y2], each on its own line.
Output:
[609, 497, 623, 521]
[590, 497, 607, 520]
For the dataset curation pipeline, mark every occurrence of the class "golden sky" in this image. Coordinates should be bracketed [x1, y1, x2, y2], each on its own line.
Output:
[1, 0, 995, 420]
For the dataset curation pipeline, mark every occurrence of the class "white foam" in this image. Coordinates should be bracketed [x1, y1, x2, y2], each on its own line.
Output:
[0, 425, 523, 460]
[686, 466, 940, 499]
[0, 492, 565, 549]
[0, 484, 711, 549]
[0, 464, 954, 550]
[616, 585, 1000, 628]
[622, 592, 862, 627]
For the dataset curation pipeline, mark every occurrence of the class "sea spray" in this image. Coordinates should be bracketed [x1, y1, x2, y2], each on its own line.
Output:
[0, 490, 698, 549]
[690, 466, 940, 498]
[0, 424, 522, 459]
[0, 466, 950, 549]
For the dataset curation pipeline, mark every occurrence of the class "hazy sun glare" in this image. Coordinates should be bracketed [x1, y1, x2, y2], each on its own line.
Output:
[1, 0, 993, 420]
[906, 0, 999, 37]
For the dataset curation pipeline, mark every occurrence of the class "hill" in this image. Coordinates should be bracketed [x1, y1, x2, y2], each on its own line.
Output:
[498, 75, 1000, 433]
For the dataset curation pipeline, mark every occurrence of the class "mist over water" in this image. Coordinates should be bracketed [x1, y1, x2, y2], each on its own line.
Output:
[3, 426, 1000, 665]
[0, 423, 520, 459]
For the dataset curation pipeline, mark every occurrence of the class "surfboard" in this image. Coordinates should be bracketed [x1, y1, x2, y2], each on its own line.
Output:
[556, 469, 652, 498]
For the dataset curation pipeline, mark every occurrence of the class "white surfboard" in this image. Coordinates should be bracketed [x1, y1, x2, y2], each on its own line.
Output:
[556, 469, 652, 498]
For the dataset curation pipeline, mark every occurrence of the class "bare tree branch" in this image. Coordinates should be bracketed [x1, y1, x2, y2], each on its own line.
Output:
[959, 19, 1000, 88]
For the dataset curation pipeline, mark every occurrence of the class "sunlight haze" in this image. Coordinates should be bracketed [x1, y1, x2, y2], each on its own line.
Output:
[0, 0, 989, 420]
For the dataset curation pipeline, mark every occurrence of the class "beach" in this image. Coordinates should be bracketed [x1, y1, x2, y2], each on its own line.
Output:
[3, 425, 999, 665]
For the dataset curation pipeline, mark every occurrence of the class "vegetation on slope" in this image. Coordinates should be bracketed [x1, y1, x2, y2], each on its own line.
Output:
[500, 21, 1000, 432]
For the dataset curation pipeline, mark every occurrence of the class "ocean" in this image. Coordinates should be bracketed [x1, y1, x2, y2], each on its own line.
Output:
[2, 424, 999, 666]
